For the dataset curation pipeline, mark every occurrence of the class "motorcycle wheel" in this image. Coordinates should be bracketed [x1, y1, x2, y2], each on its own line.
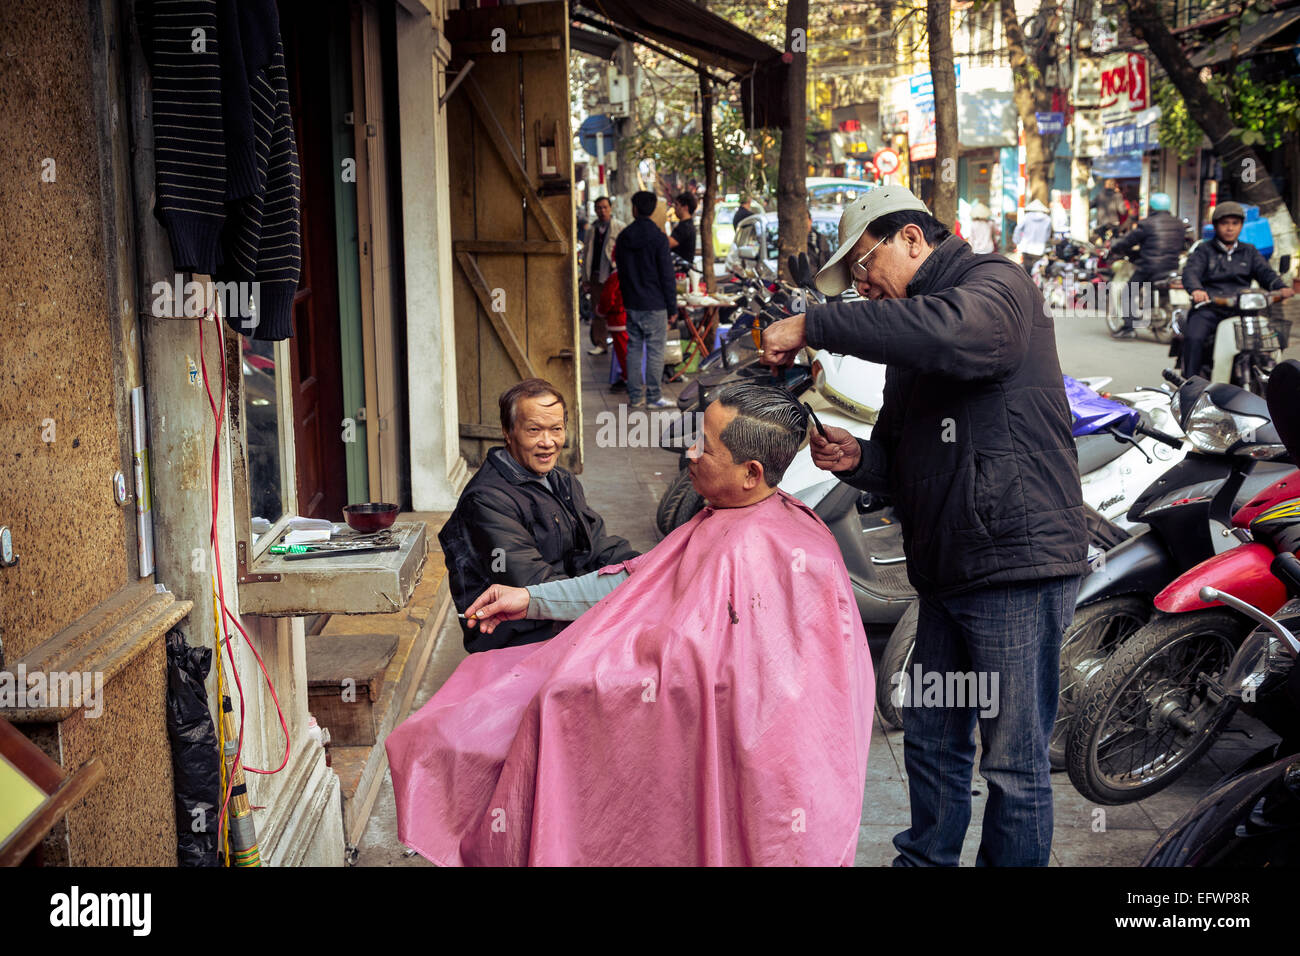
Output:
[1104, 295, 1125, 333]
[655, 466, 704, 539]
[875, 599, 919, 730]
[1049, 596, 1152, 770]
[1151, 307, 1174, 344]
[1065, 609, 1243, 805]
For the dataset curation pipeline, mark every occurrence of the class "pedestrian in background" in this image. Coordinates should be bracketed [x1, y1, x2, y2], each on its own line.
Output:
[1094, 178, 1124, 241]
[967, 201, 998, 254]
[668, 192, 698, 268]
[597, 267, 629, 393]
[1013, 198, 1052, 276]
[579, 196, 624, 356]
[615, 191, 677, 409]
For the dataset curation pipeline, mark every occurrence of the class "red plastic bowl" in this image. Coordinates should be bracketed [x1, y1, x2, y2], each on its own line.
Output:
[343, 502, 399, 533]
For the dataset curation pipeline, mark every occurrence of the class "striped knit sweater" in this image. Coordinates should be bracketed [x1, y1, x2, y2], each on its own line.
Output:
[138, 0, 302, 340]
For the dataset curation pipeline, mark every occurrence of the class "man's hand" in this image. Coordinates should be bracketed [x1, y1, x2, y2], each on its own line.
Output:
[463, 584, 530, 634]
[1278, 287, 1295, 299]
[810, 425, 862, 473]
[760, 313, 807, 368]
[1192, 289, 1209, 304]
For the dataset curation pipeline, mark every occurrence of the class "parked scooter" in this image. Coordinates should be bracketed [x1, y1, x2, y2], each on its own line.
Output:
[1171, 283, 1293, 396]
[1065, 360, 1300, 805]
[1142, 574, 1300, 866]
[878, 371, 1296, 740]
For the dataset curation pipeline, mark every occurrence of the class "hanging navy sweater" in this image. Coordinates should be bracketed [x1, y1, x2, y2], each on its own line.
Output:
[138, 0, 302, 340]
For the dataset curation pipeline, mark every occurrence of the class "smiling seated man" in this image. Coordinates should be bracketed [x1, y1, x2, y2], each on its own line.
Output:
[437, 378, 638, 653]
[387, 383, 875, 866]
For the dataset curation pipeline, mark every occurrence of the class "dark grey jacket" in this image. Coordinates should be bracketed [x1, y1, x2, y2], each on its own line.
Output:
[438, 448, 638, 652]
[805, 236, 1088, 597]
[1182, 238, 1282, 301]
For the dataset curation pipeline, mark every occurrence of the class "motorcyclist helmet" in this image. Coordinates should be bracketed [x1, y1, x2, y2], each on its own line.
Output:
[1212, 201, 1246, 223]
[1149, 192, 1171, 211]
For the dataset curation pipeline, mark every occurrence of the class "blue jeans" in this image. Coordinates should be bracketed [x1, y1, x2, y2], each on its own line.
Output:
[892, 575, 1081, 867]
[625, 308, 667, 404]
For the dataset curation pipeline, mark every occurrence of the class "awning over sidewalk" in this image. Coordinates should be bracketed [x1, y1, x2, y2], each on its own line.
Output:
[1190, 6, 1300, 67]
[573, 0, 787, 127]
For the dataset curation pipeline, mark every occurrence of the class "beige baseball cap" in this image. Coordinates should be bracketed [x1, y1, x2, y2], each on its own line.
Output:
[814, 186, 932, 295]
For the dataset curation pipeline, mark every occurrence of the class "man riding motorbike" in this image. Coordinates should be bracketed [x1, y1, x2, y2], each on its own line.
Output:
[1180, 200, 1293, 376]
[1104, 192, 1185, 339]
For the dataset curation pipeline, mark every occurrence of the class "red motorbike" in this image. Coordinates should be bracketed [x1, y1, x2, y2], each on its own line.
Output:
[1066, 359, 1300, 804]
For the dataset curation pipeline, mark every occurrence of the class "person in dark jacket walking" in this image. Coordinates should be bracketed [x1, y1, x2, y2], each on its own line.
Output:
[1180, 200, 1293, 377]
[437, 379, 638, 653]
[614, 191, 678, 408]
[1105, 192, 1187, 338]
[760, 186, 1087, 867]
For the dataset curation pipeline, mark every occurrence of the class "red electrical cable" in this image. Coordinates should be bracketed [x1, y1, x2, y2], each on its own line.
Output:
[197, 312, 292, 839]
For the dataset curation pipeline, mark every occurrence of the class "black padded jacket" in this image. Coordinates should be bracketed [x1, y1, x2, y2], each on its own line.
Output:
[1108, 210, 1187, 274]
[805, 236, 1088, 598]
[438, 449, 638, 652]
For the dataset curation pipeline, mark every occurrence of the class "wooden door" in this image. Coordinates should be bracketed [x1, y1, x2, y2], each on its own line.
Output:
[445, 2, 580, 470]
[281, 0, 348, 520]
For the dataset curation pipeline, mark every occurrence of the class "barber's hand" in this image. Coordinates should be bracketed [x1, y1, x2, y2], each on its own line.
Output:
[760, 314, 807, 368]
[463, 584, 530, 634]
[810, 425, 862, 473]
[1192, 289, 1209, 304]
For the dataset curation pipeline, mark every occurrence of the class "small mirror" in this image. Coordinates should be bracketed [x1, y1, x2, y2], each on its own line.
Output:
[243, 337, 286, 536]
[1280, 254, 1292, 274]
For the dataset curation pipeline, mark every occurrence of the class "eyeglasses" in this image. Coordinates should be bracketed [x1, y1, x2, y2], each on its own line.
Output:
[849, 235, 887, 282]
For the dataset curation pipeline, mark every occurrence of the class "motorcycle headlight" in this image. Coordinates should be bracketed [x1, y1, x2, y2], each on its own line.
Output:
[1184, 392, 1269, 455]
[1239, 291, 1269, 311]
[1169, 388, 1182, 423]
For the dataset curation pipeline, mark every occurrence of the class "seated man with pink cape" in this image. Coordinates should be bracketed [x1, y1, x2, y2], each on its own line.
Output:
[386, 383, 874, 865]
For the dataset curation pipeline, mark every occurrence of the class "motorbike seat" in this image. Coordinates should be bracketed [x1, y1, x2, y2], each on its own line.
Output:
[1075, 431, 1131, 474]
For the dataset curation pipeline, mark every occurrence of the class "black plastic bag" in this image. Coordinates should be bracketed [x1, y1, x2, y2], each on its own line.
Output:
[165, 628, 220, 866]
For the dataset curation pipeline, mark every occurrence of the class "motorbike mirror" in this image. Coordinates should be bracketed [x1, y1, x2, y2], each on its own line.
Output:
[1280, 254, 1292, 274]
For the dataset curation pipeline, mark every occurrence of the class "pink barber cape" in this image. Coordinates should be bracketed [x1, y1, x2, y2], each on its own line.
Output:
[386, 489, 874, 866]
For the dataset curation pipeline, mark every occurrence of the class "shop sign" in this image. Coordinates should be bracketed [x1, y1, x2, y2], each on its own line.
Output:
[1099, 53, 1148, 124]
[874, 148, 901, 175]
[909, 63, 962, 102]
[1035, 111, 1065, 134]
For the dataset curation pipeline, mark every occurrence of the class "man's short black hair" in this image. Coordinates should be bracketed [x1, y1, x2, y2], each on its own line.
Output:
[593, 195, 611, 208]
[631, 191, 657, 217]
[867, 210, 951, 247]
[716, 382, 808, 487]
[675, 191, 698, 215]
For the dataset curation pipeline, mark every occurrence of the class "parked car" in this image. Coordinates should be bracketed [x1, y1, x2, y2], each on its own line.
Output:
[806, 176, 875, 210]
[725, 208, 842, 277]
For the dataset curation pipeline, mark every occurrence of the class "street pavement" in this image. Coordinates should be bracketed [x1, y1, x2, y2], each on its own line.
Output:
[357, 302, 1290, 867]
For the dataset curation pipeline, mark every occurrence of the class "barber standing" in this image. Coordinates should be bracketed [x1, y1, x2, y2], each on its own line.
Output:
[761, 187, 1087, 867]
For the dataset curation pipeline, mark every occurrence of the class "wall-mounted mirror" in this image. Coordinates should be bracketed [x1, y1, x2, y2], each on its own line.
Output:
[242, 337, 287, 541]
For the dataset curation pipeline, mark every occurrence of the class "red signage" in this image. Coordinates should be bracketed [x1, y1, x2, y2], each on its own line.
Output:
[874, 147, 901, 175]
[1099, 53, 1148, 122]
